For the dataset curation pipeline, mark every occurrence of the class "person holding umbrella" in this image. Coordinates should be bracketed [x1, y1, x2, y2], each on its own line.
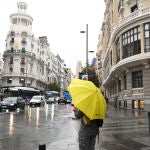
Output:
[68, 79, 107, 150]
[73, 107, 101, 150]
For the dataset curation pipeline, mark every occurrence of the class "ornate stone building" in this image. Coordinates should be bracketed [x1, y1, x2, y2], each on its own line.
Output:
[1, 2, 69, 92]
[97, 0, 150, 109]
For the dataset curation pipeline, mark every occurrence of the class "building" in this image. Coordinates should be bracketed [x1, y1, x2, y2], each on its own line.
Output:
[1, 2, 69, 92]
[97, 0, 150, 109]
[75, 61, 82, 78]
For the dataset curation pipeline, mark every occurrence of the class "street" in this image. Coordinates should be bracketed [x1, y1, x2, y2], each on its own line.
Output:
[0, 103, 150, 150]
[0, 104, 79, 150]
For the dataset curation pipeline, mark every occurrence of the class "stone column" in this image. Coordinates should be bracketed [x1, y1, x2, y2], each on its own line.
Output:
[140, 24, 145, 53]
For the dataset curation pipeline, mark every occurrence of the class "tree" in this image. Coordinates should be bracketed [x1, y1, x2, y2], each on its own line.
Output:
[81, 66, 100, 88]
[47, 82, 60, 92]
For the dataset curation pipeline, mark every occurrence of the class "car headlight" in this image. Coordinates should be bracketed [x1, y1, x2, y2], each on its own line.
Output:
[10, 103, 15, 106]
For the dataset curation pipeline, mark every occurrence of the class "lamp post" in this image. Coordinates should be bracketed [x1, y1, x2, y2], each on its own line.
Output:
[80, 24, 88, 75]
[80, 24, 94, 79]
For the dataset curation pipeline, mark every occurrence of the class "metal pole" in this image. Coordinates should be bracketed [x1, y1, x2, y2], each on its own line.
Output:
[148, 112, 150, 134]
[86, 24, 88, 75]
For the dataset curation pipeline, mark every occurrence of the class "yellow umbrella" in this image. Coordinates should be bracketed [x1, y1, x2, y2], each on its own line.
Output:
[68, 78, 107, 120]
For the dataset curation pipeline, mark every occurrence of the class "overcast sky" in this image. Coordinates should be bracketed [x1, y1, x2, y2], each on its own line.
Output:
[0, 0, 105, 74]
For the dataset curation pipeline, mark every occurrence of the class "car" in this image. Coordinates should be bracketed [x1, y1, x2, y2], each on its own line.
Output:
[29, 95, 45, 107]
[0, 97, 25, 111]
[58, 97, 67, 104]
[55, 96, 60, 102]
[66, 99, 71, 104]
[46, 96, 56, 104]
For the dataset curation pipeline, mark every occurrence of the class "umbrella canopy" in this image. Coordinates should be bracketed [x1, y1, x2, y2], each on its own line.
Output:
[68, 78, 107, 120]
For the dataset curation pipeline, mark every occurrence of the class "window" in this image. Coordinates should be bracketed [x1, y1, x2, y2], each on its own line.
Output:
[116, 38, 120, 63]
[122, 26, 141, 58]
[118, 0, 124, 12]
[20, 68, 25, 74]
[118, 80, 121, 92]
[7, 78, 12, 84]
[21, 57, 25, 64]
[21, 38, 27, 44]
[9, 68, 13, 73]
[21, 32, 27, 37]
[19, 78, 25, 84]
[10, 57, 13, 64]
[132, 71, 143, 88]
[97, 55, 101, 61]
[131, 4, 138, 13]
[144, 23, 150, 52]
[10, 38, 14, 44]
[98, 62, 102, 69]
[10, 31, 15, 36]
[124, 75, 127, 90]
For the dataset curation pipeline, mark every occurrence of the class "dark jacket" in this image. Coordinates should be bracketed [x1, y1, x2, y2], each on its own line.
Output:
[74, 109, 99, 136]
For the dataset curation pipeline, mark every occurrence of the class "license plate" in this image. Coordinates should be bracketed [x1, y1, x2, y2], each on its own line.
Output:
[2, 106, 7, 108]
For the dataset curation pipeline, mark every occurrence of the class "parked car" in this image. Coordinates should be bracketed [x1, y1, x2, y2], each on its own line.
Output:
[0, 97, 25, 111]
[29, 95, 45, 107]
[46, 96, 56, 104]
[58, 97, 67, 104]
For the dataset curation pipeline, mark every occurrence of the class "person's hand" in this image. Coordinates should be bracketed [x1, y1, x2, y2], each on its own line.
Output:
[73, 106, 78, 111]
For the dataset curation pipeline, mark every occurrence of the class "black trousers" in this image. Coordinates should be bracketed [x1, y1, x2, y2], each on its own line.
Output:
[78, 133, 97, 150]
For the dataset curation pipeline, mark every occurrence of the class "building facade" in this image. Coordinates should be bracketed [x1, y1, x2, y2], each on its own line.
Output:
[1, 2, 69, 92]
[97, 0, 150, 109]
[75, 61, 82, 78]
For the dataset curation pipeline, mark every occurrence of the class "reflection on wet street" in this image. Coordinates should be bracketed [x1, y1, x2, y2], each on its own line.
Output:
[0, 104, 77, 150]
[100, 104, 150, 150]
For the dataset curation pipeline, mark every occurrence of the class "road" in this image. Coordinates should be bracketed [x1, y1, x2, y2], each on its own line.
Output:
[0, 103, 79, 150]
[0, 103, 150, 150]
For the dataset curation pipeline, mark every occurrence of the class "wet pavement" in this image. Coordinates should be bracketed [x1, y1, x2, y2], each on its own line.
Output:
[0, 103, 150, 150]
[47, 104, 150, 150]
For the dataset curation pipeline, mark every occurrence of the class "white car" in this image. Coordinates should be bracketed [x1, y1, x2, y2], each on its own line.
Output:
[46, 96, 56, 104]
[29, 95, 45, 107]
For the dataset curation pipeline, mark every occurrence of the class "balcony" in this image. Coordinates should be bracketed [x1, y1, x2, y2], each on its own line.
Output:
[3, 50, 36, 58]
[132, 88, 144, 95]
[5, 49, 26, 54]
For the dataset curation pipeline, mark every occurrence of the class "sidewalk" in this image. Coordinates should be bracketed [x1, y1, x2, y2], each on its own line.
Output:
[46, 104, 150, 150]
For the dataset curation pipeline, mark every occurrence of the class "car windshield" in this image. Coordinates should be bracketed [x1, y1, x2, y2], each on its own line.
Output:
[3, 97, 17, 103]
[32, 96, 42, 100]
[48, 95, 53, 98]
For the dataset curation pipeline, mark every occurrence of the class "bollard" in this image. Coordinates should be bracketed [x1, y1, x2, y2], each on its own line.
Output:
[148, 112, 150, 134]
[39, 144, 46, 150]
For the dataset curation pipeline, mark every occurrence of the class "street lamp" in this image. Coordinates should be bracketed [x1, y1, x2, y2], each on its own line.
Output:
[80, 24, 94, 77]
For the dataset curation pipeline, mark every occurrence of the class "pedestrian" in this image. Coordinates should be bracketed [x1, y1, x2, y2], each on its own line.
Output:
[73, 107, 102, 150]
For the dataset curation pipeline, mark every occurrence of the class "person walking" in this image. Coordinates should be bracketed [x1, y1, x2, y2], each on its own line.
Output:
[74, 107, 101, 150]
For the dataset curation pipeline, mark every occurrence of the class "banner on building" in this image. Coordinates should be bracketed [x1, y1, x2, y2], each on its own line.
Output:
[82, 75, 88, 80]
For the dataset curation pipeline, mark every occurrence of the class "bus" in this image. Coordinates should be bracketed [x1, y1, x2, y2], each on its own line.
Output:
[4, 86, 40, 99]
[44, 90, 60, 100]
